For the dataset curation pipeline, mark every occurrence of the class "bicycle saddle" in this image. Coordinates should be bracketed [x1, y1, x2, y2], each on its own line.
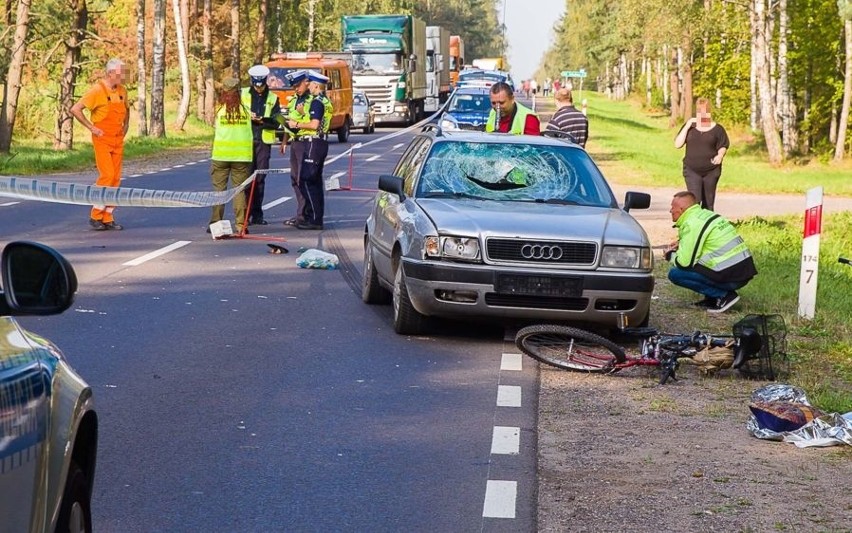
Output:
[733, 326, 763, 368]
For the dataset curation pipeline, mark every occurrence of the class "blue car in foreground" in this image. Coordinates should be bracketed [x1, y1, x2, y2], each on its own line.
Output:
[438, 87, 492, 132]
[0, 241, 97, 533]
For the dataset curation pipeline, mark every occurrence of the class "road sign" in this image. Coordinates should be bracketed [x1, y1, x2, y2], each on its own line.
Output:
[561, 69, 587, 78]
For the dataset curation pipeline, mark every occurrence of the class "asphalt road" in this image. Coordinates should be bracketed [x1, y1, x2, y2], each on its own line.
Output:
[0, 126, 539, 531]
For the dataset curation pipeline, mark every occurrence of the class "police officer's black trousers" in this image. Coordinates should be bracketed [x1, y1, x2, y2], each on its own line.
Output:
[297, 138, 328, 226]
[248, 140, 271, 222]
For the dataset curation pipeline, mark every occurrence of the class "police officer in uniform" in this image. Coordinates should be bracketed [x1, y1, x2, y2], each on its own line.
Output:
[284, 70, 328, 230]
[243, 64, 282, 226]
[309, 71, 333, 195]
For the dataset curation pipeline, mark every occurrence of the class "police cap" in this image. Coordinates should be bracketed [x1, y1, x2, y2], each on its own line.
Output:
[248, 64, 270, 86]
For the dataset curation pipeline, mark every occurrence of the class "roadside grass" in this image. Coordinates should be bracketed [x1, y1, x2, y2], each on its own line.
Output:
[541, 92, 852, 196]
[0, 111, 213, 176]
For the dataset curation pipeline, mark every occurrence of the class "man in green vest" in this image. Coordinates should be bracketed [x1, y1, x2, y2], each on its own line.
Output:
[309, 73, 333, 192]
[485, 82, 541, 135]
[284, 69, 327, 230]
[243, 64, 282, 226]
[663, 191, 758, 313]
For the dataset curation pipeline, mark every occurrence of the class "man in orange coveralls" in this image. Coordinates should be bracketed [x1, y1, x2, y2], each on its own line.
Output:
[71, 58, 130, 230]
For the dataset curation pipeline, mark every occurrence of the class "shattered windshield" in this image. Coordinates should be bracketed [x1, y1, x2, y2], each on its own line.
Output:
[448, 94, 490, 113]
[415, 141, 615, 206]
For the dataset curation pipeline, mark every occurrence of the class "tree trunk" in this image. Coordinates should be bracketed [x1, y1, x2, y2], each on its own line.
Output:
[150, 0, 166, 138]
[202, 0, 214, 124]
[230, 0, 240, 79]
[172, 0, 191, 130]
[778, 0, 796, 156]
[753, 0, 782, 164]
[254, 0, 267, 65]
[0, 0, 32, 152]
[54, 0, 87, 150]
[136, 0, 148, 136]
[668, 46, 680, 127]
[749, 12, 758, 131]
[835, 18, 852, 161]
[306, 0, 316, 51]
[681, 35, 693, 121]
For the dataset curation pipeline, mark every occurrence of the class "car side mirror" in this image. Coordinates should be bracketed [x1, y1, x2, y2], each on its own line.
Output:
[1, 241, 77, 316]
[623, 191, 651, 212]
[378, 174, 406, 201]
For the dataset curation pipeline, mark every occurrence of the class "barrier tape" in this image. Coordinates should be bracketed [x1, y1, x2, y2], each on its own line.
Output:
[0, 102, 448, 208]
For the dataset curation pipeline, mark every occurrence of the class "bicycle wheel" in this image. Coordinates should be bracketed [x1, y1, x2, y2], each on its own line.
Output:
[516, 324, 627, 372]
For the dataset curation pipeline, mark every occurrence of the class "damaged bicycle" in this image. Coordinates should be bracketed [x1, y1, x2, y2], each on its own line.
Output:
[515, 313, 788, 384]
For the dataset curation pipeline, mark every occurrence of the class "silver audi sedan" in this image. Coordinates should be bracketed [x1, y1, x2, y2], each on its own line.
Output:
[362, 129, 654, 335]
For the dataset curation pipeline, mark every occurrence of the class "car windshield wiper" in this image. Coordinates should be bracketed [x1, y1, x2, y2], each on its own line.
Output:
[422, 191, 485, 200]
[530, 198, 580, 205]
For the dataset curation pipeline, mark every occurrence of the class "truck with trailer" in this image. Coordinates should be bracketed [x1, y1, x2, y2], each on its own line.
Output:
[471, 57, 506, 71]
[449, 35, 465, 88]
[425, 25, 451, 114]
[341, 14, 427, 125]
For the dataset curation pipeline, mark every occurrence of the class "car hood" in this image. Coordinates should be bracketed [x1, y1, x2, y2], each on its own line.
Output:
[416, 198, 649, 245]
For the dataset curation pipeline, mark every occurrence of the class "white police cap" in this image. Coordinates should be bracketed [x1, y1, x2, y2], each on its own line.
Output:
[248, 64, 270, 78]
[285, 69, 309, 86]
[305, 70, 329, 84]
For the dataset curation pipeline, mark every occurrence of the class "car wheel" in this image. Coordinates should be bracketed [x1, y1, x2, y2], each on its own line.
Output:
[56, 461, 92, 533]
[337, 118, 350, 142]
[363, 240, 391, 304]
[363, 127, 370, 134]
[392, 262, 429, 335]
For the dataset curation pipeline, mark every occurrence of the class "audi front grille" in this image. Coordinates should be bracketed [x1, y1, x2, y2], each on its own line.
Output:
[485, 239, 597, 265]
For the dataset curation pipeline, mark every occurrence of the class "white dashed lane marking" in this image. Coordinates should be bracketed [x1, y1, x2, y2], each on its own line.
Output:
[501, 352, 523, 371]
[393, 143, 405, 149]
[123, 240, 192, 267]
[366, 155, 381, 162]
[263, 196, 293, 210]
[1, 201, 20, 206]
[496, 385, 522, 407]
[483, 480, 517, 518]
[491, 426, 520, 455]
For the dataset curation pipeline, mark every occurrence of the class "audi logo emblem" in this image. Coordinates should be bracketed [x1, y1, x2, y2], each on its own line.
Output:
[521, 244, 563, 260]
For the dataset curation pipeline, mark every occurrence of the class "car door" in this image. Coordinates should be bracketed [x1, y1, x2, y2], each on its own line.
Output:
[0, 318, 51, 532]
[372, 137, 431, 278]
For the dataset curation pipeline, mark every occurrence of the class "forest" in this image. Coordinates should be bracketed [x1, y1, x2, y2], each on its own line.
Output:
[2, 0, 851, 166]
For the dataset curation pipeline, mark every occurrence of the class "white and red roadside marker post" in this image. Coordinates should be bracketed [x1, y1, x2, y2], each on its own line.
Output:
[797, 186, 824, 319]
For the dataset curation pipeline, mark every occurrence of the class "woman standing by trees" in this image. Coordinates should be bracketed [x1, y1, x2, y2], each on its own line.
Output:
[674, 98, 730, 212]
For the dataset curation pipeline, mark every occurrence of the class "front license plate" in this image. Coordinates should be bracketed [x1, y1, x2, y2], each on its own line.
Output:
[495, 274, 583, 297]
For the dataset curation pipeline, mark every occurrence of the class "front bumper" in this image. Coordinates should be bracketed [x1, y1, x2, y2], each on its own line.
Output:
[402, 259, 653, 327]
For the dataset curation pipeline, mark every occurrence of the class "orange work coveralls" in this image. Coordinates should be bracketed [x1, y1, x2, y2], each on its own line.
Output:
[81, 81, 128, 223]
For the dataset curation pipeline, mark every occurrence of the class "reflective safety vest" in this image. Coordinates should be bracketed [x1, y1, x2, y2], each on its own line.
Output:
[670, 204, 758, 283]
[314, 93, 334, 135]
[288, 94, 319, 137]
[486, 102, 535, 134]
[211, 105, 253, 162]
[241, 88, 279, 144]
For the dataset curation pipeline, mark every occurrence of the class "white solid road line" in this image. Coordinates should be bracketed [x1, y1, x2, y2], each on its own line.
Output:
[263, 196, 292, 210]
[500, 353, 523, 371]
[366, 155, 381, 162]
[482, 480, 517, 518]
[490, 426, 520, 455]
[496, 385, 522, 407]
[392, 143, 405, 149]
[1, 201, 20, 206]
[123, 241, 192, 267]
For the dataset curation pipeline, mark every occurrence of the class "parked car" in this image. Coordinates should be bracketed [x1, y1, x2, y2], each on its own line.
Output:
[361, 128, 653, 334]
[456, 68, 514, 90]
[0, 241, 97, 532]
[352, 90, 376, 134]
[438, 86, 491, 131]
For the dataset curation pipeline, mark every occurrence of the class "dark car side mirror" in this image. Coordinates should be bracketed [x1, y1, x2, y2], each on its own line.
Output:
[378, 174, 406, 202]
[1, 241, 77, 316]
[623, 191, 651, 212]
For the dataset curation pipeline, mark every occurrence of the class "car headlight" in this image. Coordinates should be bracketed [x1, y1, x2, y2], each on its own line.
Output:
[424, 236, 482, 262]
[601, 246, 652, 269]
[440, 118, 459, 130]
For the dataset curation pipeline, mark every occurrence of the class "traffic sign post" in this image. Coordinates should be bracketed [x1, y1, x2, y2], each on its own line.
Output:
[797, 186, 823, 319]
[560, 69, 587, 101]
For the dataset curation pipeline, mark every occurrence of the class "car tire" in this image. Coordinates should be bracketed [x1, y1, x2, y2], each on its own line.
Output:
[363, 127, 370, 134]
[337, 118, 350, 143]
[392, 262, 429, 335]
[56, 460, 92, 533]
[363, 240, 391, 304]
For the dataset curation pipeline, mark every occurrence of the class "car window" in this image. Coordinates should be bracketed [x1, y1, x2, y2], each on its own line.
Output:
[354, 93, 367, 106]
[393, 138, 425, 183]
[404, 139, 432, 196]
[449, 94, 490, 113]
[415, 141, 615, 207]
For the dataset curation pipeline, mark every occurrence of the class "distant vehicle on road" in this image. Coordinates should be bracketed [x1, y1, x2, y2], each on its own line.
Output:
[449, 35, 465, 88]
[361, 129, 654, 335]
[425, 25, 451, 113]
[456, 69, 513, 90]
[438, 86, 491, 131]
[0, 241, 98, 533]
[352, 90, 376, 134]
[472, 57, 506, 71]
